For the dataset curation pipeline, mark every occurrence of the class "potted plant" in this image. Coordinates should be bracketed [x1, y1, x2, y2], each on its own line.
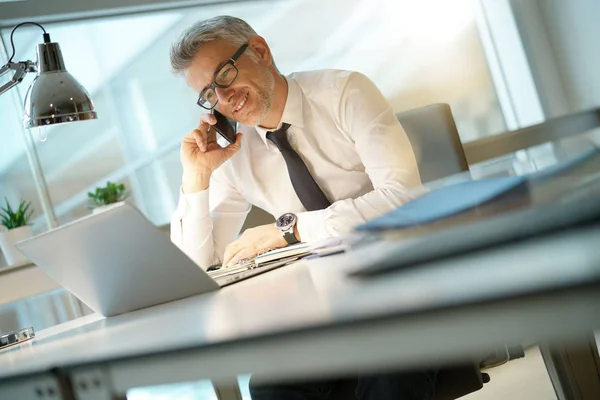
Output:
[87, 181, 128, 214]
[0, 198, 34, 266]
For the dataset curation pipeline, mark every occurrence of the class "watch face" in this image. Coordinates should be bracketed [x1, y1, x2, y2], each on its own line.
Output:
[276, 213, 296, 230]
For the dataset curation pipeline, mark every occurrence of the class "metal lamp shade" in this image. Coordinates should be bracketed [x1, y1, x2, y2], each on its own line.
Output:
[23, 42, 97, 128]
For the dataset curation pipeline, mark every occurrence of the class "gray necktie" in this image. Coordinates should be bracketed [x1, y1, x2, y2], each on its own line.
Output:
[267, 123, 331, 211]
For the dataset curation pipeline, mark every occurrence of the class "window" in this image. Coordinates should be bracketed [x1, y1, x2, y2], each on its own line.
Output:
[1, 0, 505, 235]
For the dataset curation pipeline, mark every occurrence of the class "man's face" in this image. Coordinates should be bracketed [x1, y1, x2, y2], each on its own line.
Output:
[185, 39, 275, 126]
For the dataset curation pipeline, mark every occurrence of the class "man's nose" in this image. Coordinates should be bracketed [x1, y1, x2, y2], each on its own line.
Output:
[215, 86, 234, 106]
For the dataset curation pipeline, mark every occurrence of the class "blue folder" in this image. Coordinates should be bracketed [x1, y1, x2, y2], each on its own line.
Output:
[356, 176, 525, 231]
[356, 148, 598, 232]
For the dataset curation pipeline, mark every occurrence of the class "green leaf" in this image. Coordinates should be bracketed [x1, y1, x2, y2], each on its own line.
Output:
[0, 197, 34, 229]
[86, 181, 129, 208]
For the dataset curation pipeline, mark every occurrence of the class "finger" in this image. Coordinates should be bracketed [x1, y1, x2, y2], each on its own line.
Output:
[181, 133, 201, 158]
[182, 133, 197, 144]
[223, 240, 242, 267]
[227, 249, 254, 267]
[206, 123, 218, 145]
[193, 125, 215, 153]
[195, 116, 220, 152]
[191, 129, 206, 152]
[223, 133, 243, 156]
[199, 113, 217, 126]
[189, 116, 212, 151]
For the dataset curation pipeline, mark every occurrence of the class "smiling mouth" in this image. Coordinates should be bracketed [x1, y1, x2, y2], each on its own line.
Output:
[233, 92, 248, 114]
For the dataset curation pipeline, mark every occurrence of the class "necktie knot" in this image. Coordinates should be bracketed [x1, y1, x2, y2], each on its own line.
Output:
[266, 123, 292, 151]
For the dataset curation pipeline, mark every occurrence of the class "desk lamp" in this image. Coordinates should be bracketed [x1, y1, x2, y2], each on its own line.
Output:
[0, 22, 97, 127]
[0, 22, 97, 228]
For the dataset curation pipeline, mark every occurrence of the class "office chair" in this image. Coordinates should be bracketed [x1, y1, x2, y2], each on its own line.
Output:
[327, 103, 524, 400]
[396, 103, 470, 183]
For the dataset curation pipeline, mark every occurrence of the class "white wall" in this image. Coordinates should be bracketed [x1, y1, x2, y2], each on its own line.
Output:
[511, 0, 600, 116]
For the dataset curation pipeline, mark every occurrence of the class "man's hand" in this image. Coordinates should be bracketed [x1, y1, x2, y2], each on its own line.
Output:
[223, 224, 288, 267]
[180, 113, 243, 193]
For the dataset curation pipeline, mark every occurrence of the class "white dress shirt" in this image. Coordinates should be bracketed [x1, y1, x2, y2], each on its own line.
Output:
[171, 69, 421, 270]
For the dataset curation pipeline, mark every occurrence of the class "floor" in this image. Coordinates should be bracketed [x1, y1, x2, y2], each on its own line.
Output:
[463, 346, 557, 400]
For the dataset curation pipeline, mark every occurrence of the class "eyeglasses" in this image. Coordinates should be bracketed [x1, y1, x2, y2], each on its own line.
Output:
[197, 43, 248, 110]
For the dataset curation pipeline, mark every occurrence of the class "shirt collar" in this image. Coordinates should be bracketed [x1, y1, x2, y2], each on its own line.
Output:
[255, 75, 304, 148]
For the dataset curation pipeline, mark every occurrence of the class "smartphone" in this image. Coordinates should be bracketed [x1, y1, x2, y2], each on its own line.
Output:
[211, 109, 238, 145]
[0, 327, 35, 350]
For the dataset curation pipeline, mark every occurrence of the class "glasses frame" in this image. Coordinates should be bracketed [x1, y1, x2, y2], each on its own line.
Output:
[196, 43, 249, 110]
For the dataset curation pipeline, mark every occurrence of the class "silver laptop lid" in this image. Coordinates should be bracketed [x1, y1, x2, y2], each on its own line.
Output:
[16, 203, 218, 317]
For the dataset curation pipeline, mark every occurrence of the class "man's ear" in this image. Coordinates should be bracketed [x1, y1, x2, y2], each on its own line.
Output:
[247, 35, 273, 67]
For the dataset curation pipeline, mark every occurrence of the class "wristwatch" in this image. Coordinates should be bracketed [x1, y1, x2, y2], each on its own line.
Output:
[275, 212, 300, 245]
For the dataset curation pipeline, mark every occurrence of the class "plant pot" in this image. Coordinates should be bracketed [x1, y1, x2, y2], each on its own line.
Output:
[91, 201, 125, 215]
[0, 225, 33, 266]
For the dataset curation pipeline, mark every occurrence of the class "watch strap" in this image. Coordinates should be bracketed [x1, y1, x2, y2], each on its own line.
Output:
[283, 231, 299, 245]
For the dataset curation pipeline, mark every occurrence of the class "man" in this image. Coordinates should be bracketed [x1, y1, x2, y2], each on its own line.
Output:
[170, 15, 434, 400]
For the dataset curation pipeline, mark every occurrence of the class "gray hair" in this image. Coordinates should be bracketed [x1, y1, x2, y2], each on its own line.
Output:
[170, 16, 258, 74]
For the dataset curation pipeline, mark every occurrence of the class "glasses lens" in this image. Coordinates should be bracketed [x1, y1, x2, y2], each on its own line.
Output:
[199, 88, 217, 108]
[215, 64, 238, 86]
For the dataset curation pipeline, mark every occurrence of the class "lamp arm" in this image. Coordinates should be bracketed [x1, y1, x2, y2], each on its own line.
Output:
[0, 21, 47, 96]
[0, 60, 37, 96]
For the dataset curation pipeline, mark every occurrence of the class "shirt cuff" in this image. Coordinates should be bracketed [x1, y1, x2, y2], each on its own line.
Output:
[296, 209, 331, 244]
[173, 186, 210, 220]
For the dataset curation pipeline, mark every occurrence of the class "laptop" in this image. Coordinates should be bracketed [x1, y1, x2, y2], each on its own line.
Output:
[15, 203, 304, 317]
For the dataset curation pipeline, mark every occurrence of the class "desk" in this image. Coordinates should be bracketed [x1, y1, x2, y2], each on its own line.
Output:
[0, 219, 598, 399]
[1, 146, 600, 400]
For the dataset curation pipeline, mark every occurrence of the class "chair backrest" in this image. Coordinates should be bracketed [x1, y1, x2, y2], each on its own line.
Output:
[396, 103, 469, 183]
